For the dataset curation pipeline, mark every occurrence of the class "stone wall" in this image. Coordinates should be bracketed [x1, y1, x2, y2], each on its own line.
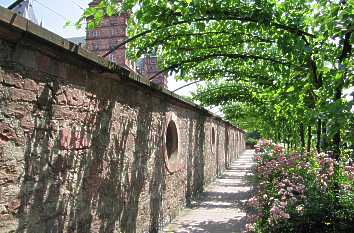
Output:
[0, 7, 245, 233]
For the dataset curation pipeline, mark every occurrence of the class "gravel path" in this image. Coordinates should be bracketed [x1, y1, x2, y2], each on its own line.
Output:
[162, 150, 255, 233]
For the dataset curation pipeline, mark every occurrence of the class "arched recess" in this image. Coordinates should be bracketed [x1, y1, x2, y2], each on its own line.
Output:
[211, 126, 216, 152]
[163, 112, 181, 174]
[225, 128, 229, 168]
[166, 120, 178, 159]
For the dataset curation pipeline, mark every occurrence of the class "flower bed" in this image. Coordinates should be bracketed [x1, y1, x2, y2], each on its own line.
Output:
[245, 140, 354, 233]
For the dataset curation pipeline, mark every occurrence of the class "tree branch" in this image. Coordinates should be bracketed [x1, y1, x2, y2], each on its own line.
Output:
[172, 80, 202, 92]
[141, 31, 274, 51]
[103, 14, 314, 57]
[175, 39, 274, 52]
[189, 68, 276, 85]
[149, 53, 304, 80]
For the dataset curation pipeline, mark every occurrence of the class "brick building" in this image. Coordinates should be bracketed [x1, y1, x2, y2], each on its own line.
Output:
[86, 0, 167, 88]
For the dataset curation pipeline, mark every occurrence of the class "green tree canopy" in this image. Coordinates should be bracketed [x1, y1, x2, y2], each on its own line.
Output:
[80, 0, 354, 158]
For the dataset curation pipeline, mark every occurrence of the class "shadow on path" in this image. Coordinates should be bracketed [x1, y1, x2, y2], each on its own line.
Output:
[163, 150, 255, 233]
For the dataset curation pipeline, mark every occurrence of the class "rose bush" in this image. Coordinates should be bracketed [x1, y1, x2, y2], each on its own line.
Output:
[245, 140, 354, 233]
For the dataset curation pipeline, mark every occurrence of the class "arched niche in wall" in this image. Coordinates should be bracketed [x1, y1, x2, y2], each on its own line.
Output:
[211, 125, 216, 152]
[166, 120, 178, 159]
[224, 128, 229, 167]
[163, 112, 181, 174]
[225, 129, 229, 147]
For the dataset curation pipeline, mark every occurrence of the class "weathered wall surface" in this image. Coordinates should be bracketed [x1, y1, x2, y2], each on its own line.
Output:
[0, 7, 245, 233]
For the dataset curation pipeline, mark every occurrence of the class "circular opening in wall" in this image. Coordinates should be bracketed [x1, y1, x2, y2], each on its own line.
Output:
[166, 120, 178, 159]
[211, 127, 216, 145]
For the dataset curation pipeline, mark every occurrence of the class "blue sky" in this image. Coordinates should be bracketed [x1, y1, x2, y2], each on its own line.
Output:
[0, 0, 198, 98]
[0, 0, 90, 38]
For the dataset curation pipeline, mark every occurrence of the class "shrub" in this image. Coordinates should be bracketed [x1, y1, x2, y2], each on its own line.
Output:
[244, 141, 354, 233]
[246, 131, 261, 149]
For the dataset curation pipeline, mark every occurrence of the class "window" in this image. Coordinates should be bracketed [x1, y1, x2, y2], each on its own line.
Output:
[117, 16, 126, 24]
[92, 42, 98, 50]
[166, 120, 178, 159]
[150, 57, 157, 64]
[101, 18, 110, 26]
[108, 54, 116, 63]
[111, 29, 118, 36]
[92, 30, 99, 37]
[118, 27, 126, 35]
[109, 39, 117, 49]
[110, 18, 118, 25]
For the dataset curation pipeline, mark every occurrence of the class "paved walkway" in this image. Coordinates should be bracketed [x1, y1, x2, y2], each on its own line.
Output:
[163, 150, 255, 233]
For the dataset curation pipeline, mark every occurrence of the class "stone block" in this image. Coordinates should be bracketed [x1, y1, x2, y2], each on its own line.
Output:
[59, 127, 91, 150]
[3, 73, 23, 88]
[78, 111, 97, 125]
[0, 204, 6, 214]
[20, 114, 34, 131]
[65, 89, 84, 106]
[59, 128, 71, 150]
[52, 105, 77, 120]
[0, 70, 3, 83]
[4, 103, 28, 118]
[9, 88, 37, 102]
[0, 162, 20, 186]
[54, 92, 67, 105]
[5, 199, 20, 214]
[0, 122, 17, 143]
[1, 142, 24, 161]
[23, 79, 39, 92]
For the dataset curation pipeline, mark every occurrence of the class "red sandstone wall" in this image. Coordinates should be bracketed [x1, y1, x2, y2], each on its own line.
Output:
[0, 10, 245, 233]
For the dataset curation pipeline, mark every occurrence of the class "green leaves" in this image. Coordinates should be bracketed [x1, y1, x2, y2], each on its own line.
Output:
[78, 0, 353, 148]
[286, 86, 295, 93]
[334, 73, 343, 81]
[64, 20, 71, 28]
[106, 5, 114, 16]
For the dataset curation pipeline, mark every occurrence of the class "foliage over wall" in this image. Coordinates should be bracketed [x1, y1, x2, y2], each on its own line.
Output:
[80, 0, 353, 159]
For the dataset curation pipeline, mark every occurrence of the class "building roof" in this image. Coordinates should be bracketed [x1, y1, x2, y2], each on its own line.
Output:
[66, 36, 86, 45]
[9, 0, 38, 25]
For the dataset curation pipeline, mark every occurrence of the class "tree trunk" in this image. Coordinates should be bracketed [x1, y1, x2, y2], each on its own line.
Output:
[300, 123, 305, 152]
[307, 126, 311, 153]
[321, 121, 328, 151]
[290, 138, 293, 149]
[333, 84, 342, 160]
[333, 30, 352, 160]
[316, 119, 321, 153]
